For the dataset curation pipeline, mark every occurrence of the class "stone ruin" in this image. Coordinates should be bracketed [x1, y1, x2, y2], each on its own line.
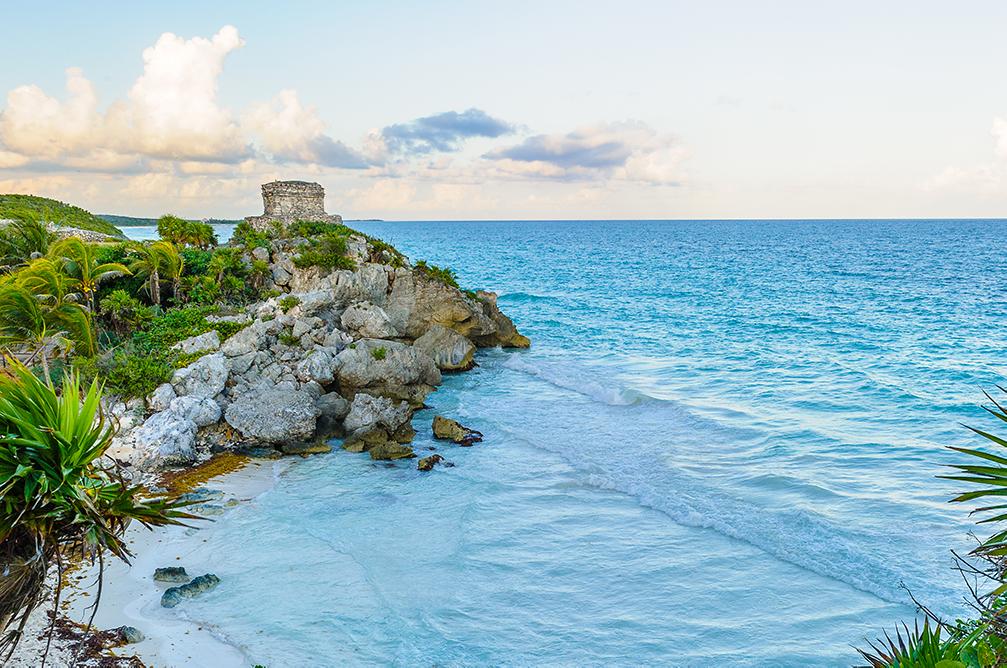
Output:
[244, 180, 342, 231]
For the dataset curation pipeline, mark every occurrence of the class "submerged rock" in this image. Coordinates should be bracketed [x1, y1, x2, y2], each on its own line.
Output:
[412, 324, 476, 371]
[432, 416, 483, 446]
[160, 573, 221, 608]
[417, 454, 445, 471]
[113, 625, 145, 644]
[153, 566, 190, 583]
[368, 442, 415, 460]
[280, 441, 332, 456]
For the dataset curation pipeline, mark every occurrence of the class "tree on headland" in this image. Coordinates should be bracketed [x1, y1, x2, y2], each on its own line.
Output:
[127, 241, 182, 306]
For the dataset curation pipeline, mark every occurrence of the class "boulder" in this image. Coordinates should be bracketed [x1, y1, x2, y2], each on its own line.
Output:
[133, 410, 198, 466]
[146, 382, 176, 412]
[171, 353, 228, 400]
[432, 416, 483, 446]
[341, 302, 397, 338]
[160, 574, 221, 608]
[315, 392, 350, 436]
[172, 329, 221, 355]
[220, 320, 267, 357]
[413, 324, 476, 371]
[368, 442, 415, 460]
[295, 349, 337, 384]
[342, 393, 412, 435]
[417, 454, 445, 471]
[224, 388, 319, 443]
[168, 395, 221, 427]
[113, 626, 145, 645]
[335, 339, 441, 403]
[153, 567, 190, 583]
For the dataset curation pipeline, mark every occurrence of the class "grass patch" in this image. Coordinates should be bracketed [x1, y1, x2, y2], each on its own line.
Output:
[279, 295, 301, 313]
[371, 346, 387, 361]
[414, 260, 459, 289]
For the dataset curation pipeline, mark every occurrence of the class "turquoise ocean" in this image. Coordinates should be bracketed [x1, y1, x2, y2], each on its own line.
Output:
[125, 219, 1007, 666]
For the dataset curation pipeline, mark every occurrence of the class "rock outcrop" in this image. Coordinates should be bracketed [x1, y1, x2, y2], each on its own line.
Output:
[110, 215, 527, 471]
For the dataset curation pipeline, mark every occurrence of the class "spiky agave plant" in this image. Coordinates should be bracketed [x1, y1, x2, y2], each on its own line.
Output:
[0, 361, 194, 663]
[856, 620, 963, 668]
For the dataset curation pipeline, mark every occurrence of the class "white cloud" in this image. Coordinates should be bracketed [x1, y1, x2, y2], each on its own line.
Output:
[484, 121, 684, 184]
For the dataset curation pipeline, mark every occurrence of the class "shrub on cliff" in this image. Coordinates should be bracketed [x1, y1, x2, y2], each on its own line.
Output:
[414, 260, 459, 289]
[0, 362, 193, 662]
[292, 231, 355, 271]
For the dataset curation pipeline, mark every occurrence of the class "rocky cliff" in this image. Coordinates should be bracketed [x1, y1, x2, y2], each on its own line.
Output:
[107, 226, 528, 469]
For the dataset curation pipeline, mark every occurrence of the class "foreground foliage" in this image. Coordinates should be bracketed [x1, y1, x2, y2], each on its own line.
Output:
[0, 362, 193, 663]
[857, 387, 1007, 667]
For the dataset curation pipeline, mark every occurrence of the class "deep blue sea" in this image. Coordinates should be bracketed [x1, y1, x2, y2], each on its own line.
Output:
[127, 220, 1007, 666]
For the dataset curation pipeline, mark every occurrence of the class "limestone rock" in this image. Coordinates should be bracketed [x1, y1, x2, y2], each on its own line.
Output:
[113, 626, 145, 644]
[341, 302, 397, 338]
[343, 393, 412, 435]
[335, 339, 441, 403]
[133, 410, 198, 466]
[295, 349, 337, 384]
[368, 442, 415, 460]
[417, 454, 445, 471]
[220, 320, 267, 357]
[224, 388, 319, 443]
[171, 329, 220, 355]
[160, 573, 221, 608]
[171, 353, 228, 400]
[146, 382, 176, 412]
[153, 567, 190, 583]
[432, 416, 483, 446]
[413, 324, 476, 371]
[169, 395, 221, 427]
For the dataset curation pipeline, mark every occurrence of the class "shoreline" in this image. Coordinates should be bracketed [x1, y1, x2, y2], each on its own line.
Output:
[12, 455, 291, 668]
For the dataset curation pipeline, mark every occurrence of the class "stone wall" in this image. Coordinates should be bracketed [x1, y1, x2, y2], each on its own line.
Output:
[245, 180, 342, 231]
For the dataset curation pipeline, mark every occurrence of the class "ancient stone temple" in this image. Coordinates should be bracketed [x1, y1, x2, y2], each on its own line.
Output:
[244, 180, 342, 231]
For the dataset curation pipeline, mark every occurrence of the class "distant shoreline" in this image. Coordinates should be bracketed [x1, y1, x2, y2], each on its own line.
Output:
[99, 214, 385, 226]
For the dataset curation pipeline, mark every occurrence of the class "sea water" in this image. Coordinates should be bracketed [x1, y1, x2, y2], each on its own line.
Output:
[128, 220, 1007, 666]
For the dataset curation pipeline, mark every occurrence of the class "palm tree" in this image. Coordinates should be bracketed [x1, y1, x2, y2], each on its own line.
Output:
[0, 213, 53, 272]
[0, 284, 68, 379]
[17, 258, 80, 309]
[127, 241, 179, 305]
[46, 238, 129, 312]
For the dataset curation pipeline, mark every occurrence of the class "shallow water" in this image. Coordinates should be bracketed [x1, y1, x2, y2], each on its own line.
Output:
[128, 219, 1007, 666]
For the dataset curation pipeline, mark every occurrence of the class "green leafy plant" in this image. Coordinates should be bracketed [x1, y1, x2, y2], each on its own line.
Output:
[0, 212, 54, 271]
[99, 289, 152, 336]
[0, 362, 194, 662]
[857, 620, 964, 668]
[278, 329, 301, 346]
[279, 295, 301, 313]
[371, 346, 387, 361]
[232, 221, 274, 249]
[414, 260, 459, 289]
[292, 231, 355, 271]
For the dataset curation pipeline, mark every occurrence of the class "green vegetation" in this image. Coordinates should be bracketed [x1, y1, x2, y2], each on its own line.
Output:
[0, 194, 123, 237]
[856, 387, 1007, 667]
[0, 214, 54, 270]
[414, 260, 459, 289]
[157, 214, 218, 249]
[232, 220, 275, 249]
[291, 230, 355, 271]
[0, 362, 193, 661]
[278, 329, 301, 346]
[279, 295, 301, 313]
[371, 346, 387, 361]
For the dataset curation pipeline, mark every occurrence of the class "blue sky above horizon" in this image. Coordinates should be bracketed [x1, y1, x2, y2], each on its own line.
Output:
[1, 1, 1007, 219]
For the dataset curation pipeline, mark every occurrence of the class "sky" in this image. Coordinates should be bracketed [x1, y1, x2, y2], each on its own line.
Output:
[1, 0, 1006, 220]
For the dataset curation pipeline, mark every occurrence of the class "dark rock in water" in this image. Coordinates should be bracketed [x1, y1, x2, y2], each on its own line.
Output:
[368, 442, 416, 460]
[234, 444, 283, 459]
[153, 566, 190, 583]
[280, 441, 332, 456]
[432, 416, 483, 446]
[160, 573, 221, 608]
[417, 454, 445, 471]
[176, 488, 224, 504]
[113, 626, 145, 644]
